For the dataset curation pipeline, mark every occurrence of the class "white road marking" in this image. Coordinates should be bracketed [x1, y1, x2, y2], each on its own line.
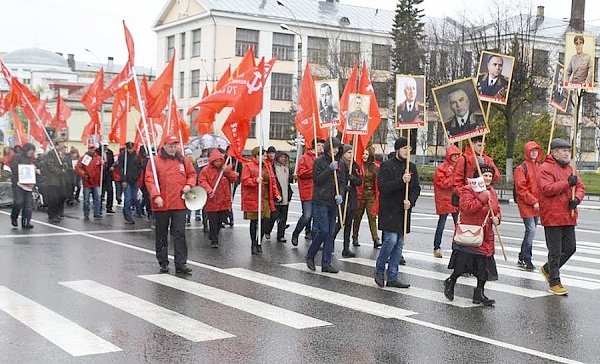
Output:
[58, 280, 234, 342]
[282, 263, 478, 308]
[342, 257, 551, 298]
[0, 286, 121, 357]
[139, 274, 331, 329]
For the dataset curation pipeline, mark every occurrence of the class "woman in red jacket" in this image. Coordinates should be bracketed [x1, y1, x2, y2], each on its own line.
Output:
[241, 147, 281, 255]
[444, 163, 501, 306]
[352, 146, 380, 248]
[198, 149, 239, 248]
[432, 144, 461, 258]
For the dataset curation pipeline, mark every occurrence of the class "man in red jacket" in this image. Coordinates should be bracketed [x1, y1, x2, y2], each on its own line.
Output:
[514, 141, 543, 271]
[198, 149, 238, 248]
[537, 138, 585, 295]
[432, 144, 461, 258]
[145, 136, 197, 274]
[291, 139, 324, 246]
[75, 142, 103, 220]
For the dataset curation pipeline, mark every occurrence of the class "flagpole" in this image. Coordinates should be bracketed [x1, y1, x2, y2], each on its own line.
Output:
[257, 113, 263, 249]
[547, 107, 558, 154]
[403, 129, 411, 245]
[20, 92, 61, 165]
[124, 96, 129, 177]
[328, 128, 343, 223]
[342, 134, 358, 224]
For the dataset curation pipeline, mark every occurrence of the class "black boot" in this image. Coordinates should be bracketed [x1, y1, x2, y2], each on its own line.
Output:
[444, 277, 456, 301]
[481, 288, 495, 305]
[22, 217, 34, 229]
[473, 288, 494, 306]
[251, 241, 259, 255]
[257, 242, 263, 254]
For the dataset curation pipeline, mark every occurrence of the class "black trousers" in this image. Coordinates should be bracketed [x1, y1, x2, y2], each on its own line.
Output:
[275, 205, 289, 240]
[207, 210, 227, 244]
[155, 210, 188, 267]
[543, 225, 576, 286]
[334, 206, 355, 251]
[249, 219, 267, 244]
[102, 177, 114, 210]
[11, 187, 32, 222]
[45, 185, 65, 219]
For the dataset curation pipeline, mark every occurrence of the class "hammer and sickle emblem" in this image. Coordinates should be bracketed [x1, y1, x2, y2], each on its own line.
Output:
[246, 71, 263, 94]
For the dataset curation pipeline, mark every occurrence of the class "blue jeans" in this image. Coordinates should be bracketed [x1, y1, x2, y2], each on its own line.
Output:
[83, 187, 101, 217]
[519, 216, 539, 262]
[123, 182, 138, 220]
[376, 230, 404, 282]
[293, 200, 313, 236]
[306, 203, 336, 266]
[433, 212, 458, 250]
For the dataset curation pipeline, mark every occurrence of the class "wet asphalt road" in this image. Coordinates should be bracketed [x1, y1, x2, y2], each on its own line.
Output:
[0, 190, 599, 364]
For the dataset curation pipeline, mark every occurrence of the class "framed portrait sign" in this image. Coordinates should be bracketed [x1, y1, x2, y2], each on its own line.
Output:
[432, 77, 489, 143]
[17, 164, 36, 184]
[563, 32, 596, 89]
[345, 93, 370, 135]
[315, 79, 340, 128]
[395, 74, 426, 129]
[475, 51, 515, 105]
[550, 62, 570, 112]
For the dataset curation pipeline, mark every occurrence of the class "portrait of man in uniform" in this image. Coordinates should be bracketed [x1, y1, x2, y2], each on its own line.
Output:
[315, 80, 340, 128]
[395, 75, 425, 128]
[476, 51, 514, 105]
[433, 78, 489, 143]
[345, 93, 370, 135]
[564, 33, 595, 89]
[550, 62, 569, 112]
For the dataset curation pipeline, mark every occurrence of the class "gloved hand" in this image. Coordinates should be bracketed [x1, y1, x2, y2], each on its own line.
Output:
[568, 174, 578, 187]
[334, 195, 343, 205]
[329, 161, 338, 170]
[568, 198, 580, 210]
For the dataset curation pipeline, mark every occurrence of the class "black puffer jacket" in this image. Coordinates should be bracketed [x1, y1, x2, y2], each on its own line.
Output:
[377, 155, 421, 233]
[339, 160, 362, 211]
[117, 151, 142, 184]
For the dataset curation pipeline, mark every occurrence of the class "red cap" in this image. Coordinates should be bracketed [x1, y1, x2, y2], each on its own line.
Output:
[164, 135, 178, 144]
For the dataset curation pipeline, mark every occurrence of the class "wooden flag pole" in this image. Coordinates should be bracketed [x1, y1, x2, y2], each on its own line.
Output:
[468, 138, 507, 260]
[257, 113, 264, 248]
[328, 130, 343, 223]
[403, 129, 411, 244]
[571, 90, 583, 217]
[342, 134, 358, 224]
[547, 107, 558, 154]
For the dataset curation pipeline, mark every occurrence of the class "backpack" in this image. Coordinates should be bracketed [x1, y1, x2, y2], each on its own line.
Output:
[512, 162, 528, 203]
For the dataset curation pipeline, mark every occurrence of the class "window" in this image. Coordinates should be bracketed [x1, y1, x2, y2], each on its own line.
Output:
[270, 112, 292, 140]
[236, 28, 259, 56]
[532, 49, 549, 77]
[372, 44, 391, 70]
[272, 33, 294, 61]
[372, 81, 389, 108]
[271, 73, 293, 101]
[580, 127, 596, 152]
[180, 32, 186, 59]
[191, 69, 200, 97]
[307, 36, 328, 65]
[179, 71, 185, 98]
[166, 35, 175, 61]
[340, 40, 360, 67]
[192, 29, 201, 57]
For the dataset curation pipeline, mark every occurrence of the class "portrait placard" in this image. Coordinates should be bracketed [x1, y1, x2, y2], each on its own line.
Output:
[81, 154, 92, 166]
[563, 33, 596, 89]
[345, 93, 370, 135]
[432, 78, 489, 143]
[475, 51, 515, 105]
[315, 79, 340, 128]
[17, 164, 36, 184]
[395, 74, 426, 129]
[550, 62, 570, 112]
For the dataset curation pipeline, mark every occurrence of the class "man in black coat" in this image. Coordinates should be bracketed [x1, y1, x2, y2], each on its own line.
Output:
[100, 140, 115, 214]
[374, 137, 421, 288]
[117, 142, 142, 224]
[42, 145, 68, 223]
[306, 137, 343, 274]
[334, 144, 362, 258]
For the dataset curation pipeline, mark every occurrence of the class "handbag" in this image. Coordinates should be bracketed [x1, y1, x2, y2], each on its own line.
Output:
[453, 211, 489, 247]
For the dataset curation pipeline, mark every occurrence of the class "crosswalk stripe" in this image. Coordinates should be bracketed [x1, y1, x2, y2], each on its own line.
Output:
[341, 257, 552, 298]
[139, 274, 331, 329]
[222, 268, 417, 319]
[493, 245, 600, 265]
[406, 251, 600, 290]
[0, 286, 121, 357]
[282, 263, 478, 308]
[58, 280, 234, 342]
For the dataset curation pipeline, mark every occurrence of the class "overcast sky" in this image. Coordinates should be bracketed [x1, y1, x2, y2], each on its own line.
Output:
[0, 0, 597, 70]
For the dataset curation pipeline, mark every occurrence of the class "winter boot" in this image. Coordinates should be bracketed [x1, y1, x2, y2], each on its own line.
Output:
[472, 288, 494, 306]
[444, 277, 456, 301]
[481, 288, 495, 305]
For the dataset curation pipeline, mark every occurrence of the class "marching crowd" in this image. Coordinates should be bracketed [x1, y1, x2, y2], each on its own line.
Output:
[2, 132, 586, 303]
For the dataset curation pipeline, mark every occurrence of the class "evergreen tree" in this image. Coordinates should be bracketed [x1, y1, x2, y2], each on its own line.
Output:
[391, 0, 426, 75]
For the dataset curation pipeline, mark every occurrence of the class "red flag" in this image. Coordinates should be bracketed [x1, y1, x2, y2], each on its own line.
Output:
[222, 116, 251, 161]
[356, 61, 381, 158]
[189, 85, 215, 134]
[109, 88, 129, 145]
[162, 97, 190, 145]
[26, 100, 50, 145]
[0, 93, 5, 117]
[81, 113, 101, 143]
[337, 64, 359, 142]
[52, 96, 72, 129]
[147, 55, 174, 117]
[233, 47, 256, 77]
[215, 66, 231, 91]
[101, 62, 134, 102]
[81, 68, 104, 114]
[12, 112, 27, 146]
[123, 21, 135, 65]
[295, 63, 327, 148]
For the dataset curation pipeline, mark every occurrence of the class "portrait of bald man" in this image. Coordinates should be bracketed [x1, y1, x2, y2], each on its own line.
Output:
[396, 76, 425, 126]
[443, 88, 485, 140]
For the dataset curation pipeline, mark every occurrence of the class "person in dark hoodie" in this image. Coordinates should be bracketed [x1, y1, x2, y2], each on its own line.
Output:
[10, 143, 36, 229]
[334, 144, 362, 258]
[306, 137, 344, 273]
[117, 141, 142, 224]
[42, 142, 68, 223]
[100, 140, 115, 214]
[374, 137, 421, 288]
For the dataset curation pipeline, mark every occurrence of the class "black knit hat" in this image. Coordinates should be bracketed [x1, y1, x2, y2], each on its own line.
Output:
[394, 137, 408, 150]
[473, 163, 495, 178]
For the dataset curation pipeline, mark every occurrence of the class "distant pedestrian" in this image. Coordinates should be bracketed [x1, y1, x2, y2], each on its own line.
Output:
[75, 142, 103, 220]
[10, 143, 36, 229]
[117, 142, 142, 224]
[537, 138, 586, 295]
